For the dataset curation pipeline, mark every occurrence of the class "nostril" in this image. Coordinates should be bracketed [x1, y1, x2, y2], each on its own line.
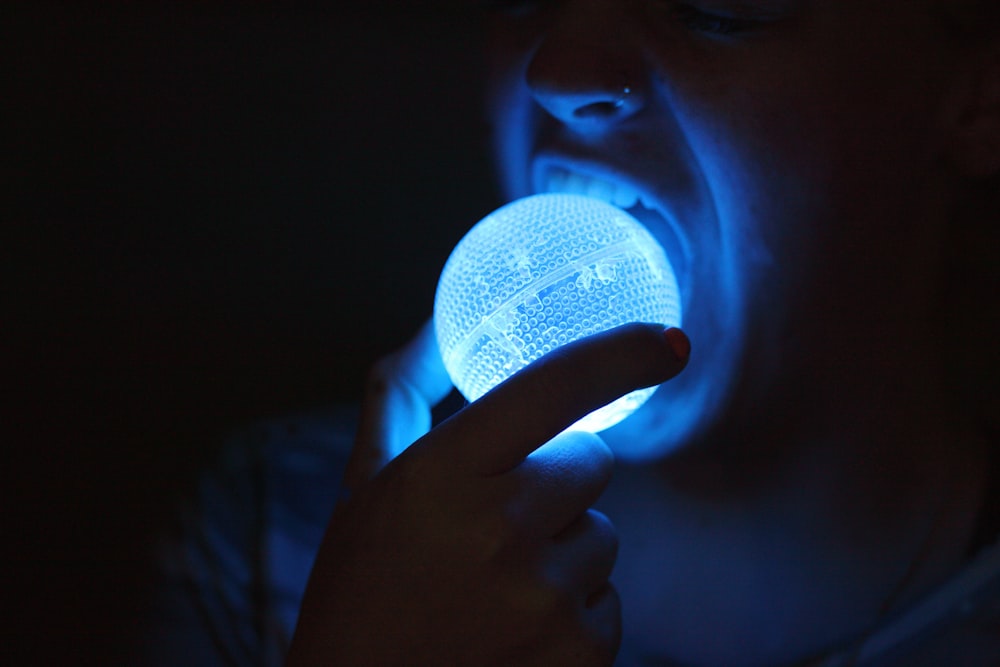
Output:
[572, 86, 633, 119]
[573, 101, 623, 119]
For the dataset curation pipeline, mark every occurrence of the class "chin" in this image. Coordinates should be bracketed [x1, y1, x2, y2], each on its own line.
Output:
[601, 342, 740, 463]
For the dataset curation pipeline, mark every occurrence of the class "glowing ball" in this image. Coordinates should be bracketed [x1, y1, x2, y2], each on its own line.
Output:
[433, 193, 682, 433]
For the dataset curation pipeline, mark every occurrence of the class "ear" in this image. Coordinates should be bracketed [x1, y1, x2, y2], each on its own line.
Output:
[943, 42, 1000, 178]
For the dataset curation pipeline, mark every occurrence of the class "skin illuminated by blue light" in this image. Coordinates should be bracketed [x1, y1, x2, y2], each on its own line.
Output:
[434, 193, 682, 433]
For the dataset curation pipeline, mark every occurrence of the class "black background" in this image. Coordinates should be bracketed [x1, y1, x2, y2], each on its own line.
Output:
[6, 2, 497, 663]
[5, 3, 1000, 665]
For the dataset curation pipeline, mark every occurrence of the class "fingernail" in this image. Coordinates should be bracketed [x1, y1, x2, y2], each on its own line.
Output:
[663, 327, 690, 362]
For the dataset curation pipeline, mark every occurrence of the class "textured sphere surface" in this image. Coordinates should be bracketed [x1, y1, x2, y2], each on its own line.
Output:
[434, 193, 682, 433]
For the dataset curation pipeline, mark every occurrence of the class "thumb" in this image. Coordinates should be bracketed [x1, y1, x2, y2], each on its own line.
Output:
[343, 320, 453, 493]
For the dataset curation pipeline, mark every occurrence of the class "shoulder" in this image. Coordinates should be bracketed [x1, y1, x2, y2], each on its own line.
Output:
[217, 404, 359, 496]
[192, 404, 359, 534]
[841, 539, 1000, 667]
[145, 405, 359, 666]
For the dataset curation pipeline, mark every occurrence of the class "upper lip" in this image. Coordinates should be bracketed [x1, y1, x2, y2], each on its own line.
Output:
[530, 152, 691, 287]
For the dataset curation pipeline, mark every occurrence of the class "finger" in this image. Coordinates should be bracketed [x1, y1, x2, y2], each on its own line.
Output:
[503, 430, 614, 537]
[582, 582, 622, 663]
[547, 509, 619, 600]
[438, 323, 690, 476]
[535, 582, 622, 667]
[345, 320, 453, 491]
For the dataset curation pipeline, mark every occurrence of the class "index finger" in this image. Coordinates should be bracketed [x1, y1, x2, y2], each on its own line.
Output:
[433, 323, 689, 476]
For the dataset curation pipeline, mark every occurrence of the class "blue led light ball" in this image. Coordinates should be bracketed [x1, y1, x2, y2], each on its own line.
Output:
[434, 193, 682, 433]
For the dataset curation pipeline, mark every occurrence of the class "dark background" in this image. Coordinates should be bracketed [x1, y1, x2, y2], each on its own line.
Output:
[6, 2, 498, 663]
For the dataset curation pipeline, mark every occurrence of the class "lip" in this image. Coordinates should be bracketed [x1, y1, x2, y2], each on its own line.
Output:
[530, 154, 691, 299]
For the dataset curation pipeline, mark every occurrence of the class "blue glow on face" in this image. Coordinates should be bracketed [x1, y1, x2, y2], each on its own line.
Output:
[434, 193, 682, 433]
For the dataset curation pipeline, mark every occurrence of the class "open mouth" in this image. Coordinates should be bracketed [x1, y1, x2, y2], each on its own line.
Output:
[540, 164, 648, 210]
[534, 163, 690, 299]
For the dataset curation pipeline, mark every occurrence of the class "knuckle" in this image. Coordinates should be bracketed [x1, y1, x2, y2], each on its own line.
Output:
[551, 598, 620, 667]
[530, 579, 578, 620]
[525, 347, 579, 399]
[471, 506, 527, 563]
[550, 431, 614, 485]
[580, 433, 615, 474]
[587, 509, 619, 551]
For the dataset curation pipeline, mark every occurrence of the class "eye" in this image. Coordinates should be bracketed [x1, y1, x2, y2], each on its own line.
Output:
[672, 3, 760, 35]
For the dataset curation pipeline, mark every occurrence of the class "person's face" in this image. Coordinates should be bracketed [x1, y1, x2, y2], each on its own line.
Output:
[485, 0, 964, 460]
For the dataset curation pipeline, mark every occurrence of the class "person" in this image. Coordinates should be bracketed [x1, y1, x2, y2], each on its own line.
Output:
[145, 0, 1000, 665]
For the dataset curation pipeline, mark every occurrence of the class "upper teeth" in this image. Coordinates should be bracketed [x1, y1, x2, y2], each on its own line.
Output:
[543, 166, 643, 210]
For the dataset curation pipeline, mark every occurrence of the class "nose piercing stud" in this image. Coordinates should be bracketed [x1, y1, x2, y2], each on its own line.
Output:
[613, 85, 632, 109]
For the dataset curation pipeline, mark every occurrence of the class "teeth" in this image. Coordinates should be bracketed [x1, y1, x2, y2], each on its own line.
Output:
[613, 184, 640, 209]
[542, 167, 640, 210]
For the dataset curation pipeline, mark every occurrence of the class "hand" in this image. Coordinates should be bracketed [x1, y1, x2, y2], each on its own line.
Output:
[286, 322, 690, 667]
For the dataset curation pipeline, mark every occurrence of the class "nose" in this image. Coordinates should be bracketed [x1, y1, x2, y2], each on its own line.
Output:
[525, 4, 645, 127]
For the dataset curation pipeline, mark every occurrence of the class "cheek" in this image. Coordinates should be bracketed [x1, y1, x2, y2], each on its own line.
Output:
[653, 73, 860, 352]
[485, 80, 530, 199]
[668, 85, 832, 286]
[653, 38, 945, 286]
[485, 36, 540, 200]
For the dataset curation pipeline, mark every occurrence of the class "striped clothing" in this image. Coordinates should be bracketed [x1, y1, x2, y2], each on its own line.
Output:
[144, 407, 1000, 666]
